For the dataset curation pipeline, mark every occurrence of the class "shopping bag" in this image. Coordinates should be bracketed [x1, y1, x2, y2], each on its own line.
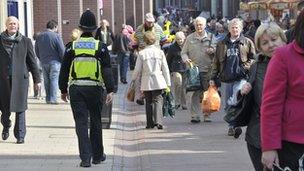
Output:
[201, 85, 221, 113]
[127, 81, 135, 102]
[186, 63, 201, 92]
[162, 92, 175, 118]
[223, 87, 253, 127]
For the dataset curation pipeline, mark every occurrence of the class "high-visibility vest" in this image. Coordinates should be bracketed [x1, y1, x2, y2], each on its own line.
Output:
[69, 37, 103, 86]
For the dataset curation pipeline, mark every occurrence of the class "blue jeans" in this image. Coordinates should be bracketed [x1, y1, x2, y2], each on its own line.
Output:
[42, 60, 61, 103]
[118, 52, 129, 81]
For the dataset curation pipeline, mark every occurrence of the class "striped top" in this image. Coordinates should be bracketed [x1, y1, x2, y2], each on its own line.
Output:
[134, 23, 166, 50]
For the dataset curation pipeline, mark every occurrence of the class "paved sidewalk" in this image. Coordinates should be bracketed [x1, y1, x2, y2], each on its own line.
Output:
[0, 73, 254, 171]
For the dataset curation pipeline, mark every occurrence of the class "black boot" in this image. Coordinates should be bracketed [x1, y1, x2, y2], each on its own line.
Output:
[2, 127, 10, 140]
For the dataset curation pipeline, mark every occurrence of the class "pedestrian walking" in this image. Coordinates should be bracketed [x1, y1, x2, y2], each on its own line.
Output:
[240, 22, 286, 171]
[181, 16, 216, 123]
[95, 19, 114, 48]
[131, 31, 171, 129]
[59, 9, 114, 167]
[35, 20, 65, 104]
[210, 18, 256, 138]
[166, 31, 187, 110]
[133, 12, 167, 105]
[112, 25, 132, 84]
[134, 12, 166, 50]
[0, 16, 41, 144]
[261, 10, 304, 171]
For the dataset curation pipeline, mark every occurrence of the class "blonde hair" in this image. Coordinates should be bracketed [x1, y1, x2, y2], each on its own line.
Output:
[143, 31, 156, 45]
[228, 18, 243, 30]
[70, 28, 82, 41]
[254, 22, 287, 52]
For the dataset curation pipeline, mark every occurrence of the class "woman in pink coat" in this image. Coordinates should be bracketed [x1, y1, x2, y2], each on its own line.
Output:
[261, 11, 304, 170]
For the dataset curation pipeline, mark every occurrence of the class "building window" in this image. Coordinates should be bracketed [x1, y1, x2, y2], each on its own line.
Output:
[7, 0, 18, 17]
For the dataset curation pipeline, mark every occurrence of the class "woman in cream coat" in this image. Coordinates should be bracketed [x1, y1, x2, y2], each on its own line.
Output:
[132, 31, 171, 129]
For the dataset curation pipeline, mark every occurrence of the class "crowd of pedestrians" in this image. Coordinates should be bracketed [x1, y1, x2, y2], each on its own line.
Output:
[1, 2, 304, 170]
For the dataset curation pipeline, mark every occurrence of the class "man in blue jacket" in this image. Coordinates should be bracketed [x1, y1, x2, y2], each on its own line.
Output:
[35, 20, 65, 104]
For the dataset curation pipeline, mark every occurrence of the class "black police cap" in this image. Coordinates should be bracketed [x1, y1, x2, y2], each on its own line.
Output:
[79, 9, 97, 32]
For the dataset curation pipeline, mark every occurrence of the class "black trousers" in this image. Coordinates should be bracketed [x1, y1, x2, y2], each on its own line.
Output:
[274, 141, 304, 171]
[144, 90, 163, 127]
[247, 143, 263, 171]
[69, 85, 104, 162]
[1, 111, 26, 139]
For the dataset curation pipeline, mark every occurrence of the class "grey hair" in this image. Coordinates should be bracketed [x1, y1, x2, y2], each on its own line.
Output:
[6, 16, 19, 26]
[194, 16, 206, 26]
[175, 31, 185, 39]
[228, 18, 243, 30]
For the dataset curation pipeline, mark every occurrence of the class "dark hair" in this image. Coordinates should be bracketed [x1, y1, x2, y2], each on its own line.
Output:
[46, 20, 58, 29]
[294, 10, 304, 48]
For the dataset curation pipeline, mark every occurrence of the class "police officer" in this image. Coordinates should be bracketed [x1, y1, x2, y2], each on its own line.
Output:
[59, 9, 114, 167]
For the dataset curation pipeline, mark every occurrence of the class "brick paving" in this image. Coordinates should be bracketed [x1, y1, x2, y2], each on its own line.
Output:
[0, 73, 254, 171]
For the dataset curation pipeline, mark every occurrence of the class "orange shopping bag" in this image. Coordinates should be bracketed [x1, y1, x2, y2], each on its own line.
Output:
[201, 85, 221, 113]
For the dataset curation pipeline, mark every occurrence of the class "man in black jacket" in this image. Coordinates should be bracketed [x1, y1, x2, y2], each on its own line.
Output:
[59, 10, 114, 167]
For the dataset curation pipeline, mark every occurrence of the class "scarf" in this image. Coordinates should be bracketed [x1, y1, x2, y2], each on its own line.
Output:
[1, 31, 22, 76]
[1, 31, 22, 55]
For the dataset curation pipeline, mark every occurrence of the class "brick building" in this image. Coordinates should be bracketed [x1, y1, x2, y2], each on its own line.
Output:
[33, 0, 100, 44]
[102, 0, 153, 35]
[33, 0, 153, 43]
[1, 0, 153, 43]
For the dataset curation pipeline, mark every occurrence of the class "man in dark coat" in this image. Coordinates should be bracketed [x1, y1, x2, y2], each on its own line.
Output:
[0, 16, 41, 144]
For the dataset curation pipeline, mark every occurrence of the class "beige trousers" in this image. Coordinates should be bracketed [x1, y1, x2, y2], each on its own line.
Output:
[171, 72, 186, 107]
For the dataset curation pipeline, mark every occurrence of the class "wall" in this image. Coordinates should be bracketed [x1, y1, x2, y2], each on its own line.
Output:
[0, 1, 7, 32]
[33, 0, 58, 35]
[33, 0, 99, 44]
[61, 0, 80, 43]
[103, 0, 152, 35]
